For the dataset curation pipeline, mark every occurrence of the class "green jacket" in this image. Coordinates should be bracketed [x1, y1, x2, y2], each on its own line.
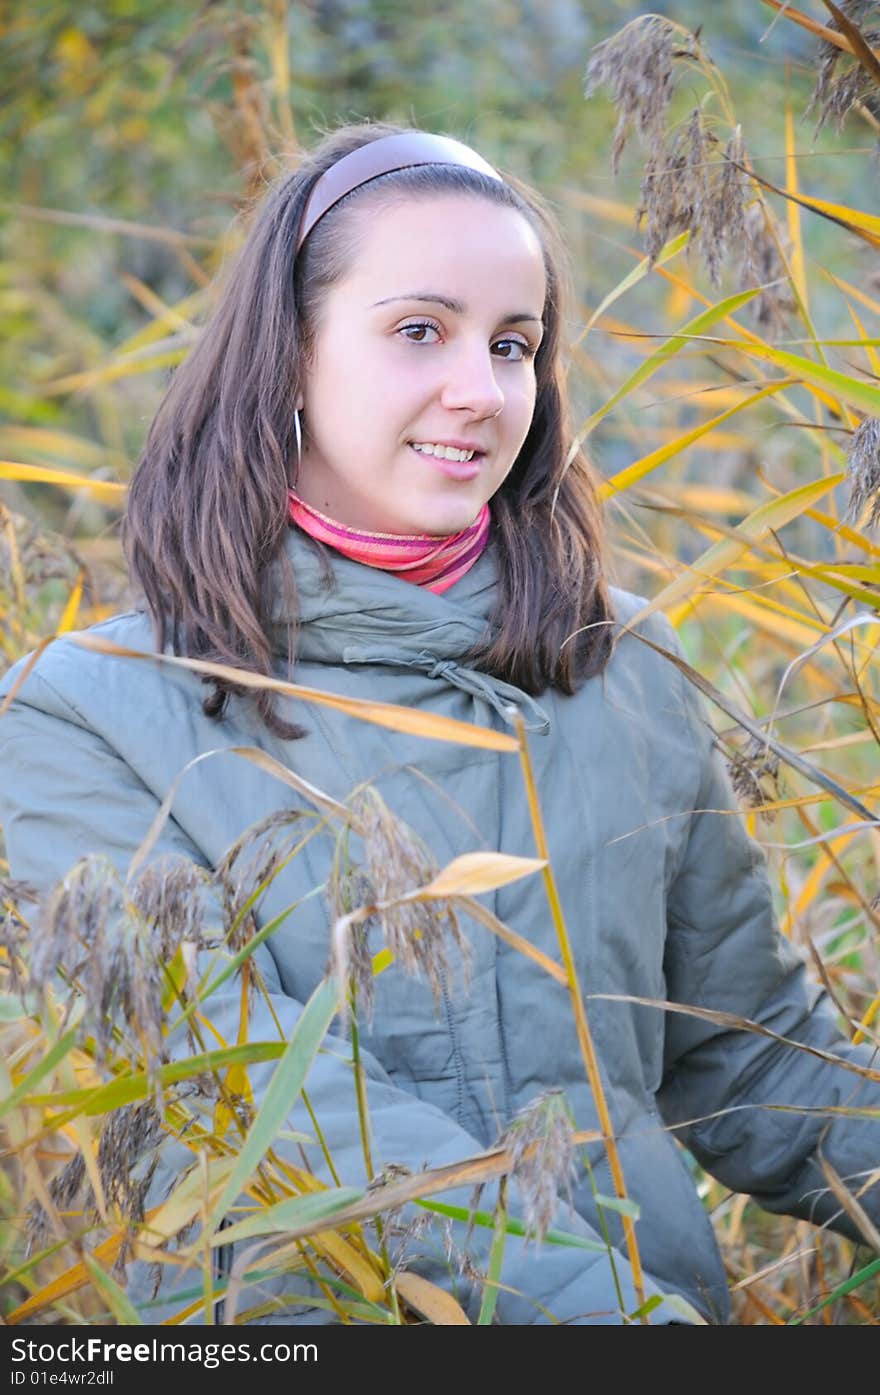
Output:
[2, 530, 878, 1325]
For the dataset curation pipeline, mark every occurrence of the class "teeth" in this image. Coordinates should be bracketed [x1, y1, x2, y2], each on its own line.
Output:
[411, 442, 476, 462]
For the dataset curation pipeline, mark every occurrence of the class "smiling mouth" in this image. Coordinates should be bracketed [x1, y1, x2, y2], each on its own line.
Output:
[408, 443, 483, 480]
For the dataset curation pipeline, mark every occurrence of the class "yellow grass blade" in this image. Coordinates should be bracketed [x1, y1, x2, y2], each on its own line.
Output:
[819, 1155, 880, 1252]
[599, 381, 791, 501]
[785, 103, 807, 309]
[575, 231, 690, 342]
[117, 285, 206, 354]
[370, 892, 567, 987]
[786, 190, 880, 242]
[262, 1158, 385, 1302]
[0, 461, 125, 504]
[395, 1270, 471, 1324]
[820, 267, 880, 320]
[561, 187, 643, 228]
[6, 1229, 127, 1323]
[846, 302, 880, 379]
[0, 427, 125, 470]
[571, 286, 763, 450]
[789, 560, 880, 608]
[119, 273, 197, 335]
[781, 817, 865, 937]
[612, 425, 754, 451]
[140, 1155, 238, 1249]
[1, 201, 215, 249]
[126, 742, 349, 882]
[2, 507, 25, 613]
[209, 1186, 366, 1249]
[742, 160, 880, 250]
[24, 1041, 288, 1115]
[55, 571, 84, 635]
[288, 1226, 383, 1303]
[268, 0, 297, 148]
[214, 969, 256, 1141]
[853, 994, 880, 1047]
[69, 634, 521, 752]
[720, 341, 880, 416]
[646, 264, 866, 422]
[806, 505, 880, 559]
[667, 591, 830, 662]
[823, 0, 880, 85]
[412, 851, 547, 899]
[653, 484, 756, 514]
[628, 473, 845, 626]
[44, 345, 189, 394]
[248, 1226, 386, 1305]
[760, 0, 880, 57]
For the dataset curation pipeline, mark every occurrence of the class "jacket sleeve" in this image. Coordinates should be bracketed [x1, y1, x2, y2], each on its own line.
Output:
[0, 661, 682, 1325]
[654, 619, 880, 1237]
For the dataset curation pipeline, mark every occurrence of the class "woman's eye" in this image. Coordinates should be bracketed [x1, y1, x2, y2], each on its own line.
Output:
[398, 321, 441, 344]
[492, 338, 534, 361]
[396, 323, 535, 360]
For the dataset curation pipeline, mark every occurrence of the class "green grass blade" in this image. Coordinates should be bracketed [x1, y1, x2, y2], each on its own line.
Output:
[476, 1182, 508, 1325]
[722, 340, 880, 415]
[577, 231, 691, 341]
[628, 471, 845, 624]
[788, 1256, 880, 1324]
[414, 1199, 607, 1253]
[570, 285, 763, 451]
[210, 1185, 365, 1247]
[23, 1040, 286, 1115]
[206, 977, 340, 1234]
[0, 1025, 79, 1121]
[82, 1253, 143, 1324]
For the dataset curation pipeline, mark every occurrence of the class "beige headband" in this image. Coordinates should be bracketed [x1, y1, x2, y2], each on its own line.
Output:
[295, 131, 504, 253]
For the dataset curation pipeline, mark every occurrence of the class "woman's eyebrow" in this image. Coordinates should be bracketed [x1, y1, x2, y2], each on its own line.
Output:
[370, 292, 543, 324]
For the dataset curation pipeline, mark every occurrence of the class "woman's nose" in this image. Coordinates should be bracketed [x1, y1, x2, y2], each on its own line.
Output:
[439, 343, 505, 420]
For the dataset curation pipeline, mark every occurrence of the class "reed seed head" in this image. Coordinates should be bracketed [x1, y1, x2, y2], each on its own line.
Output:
[31, 855, 206, 1080]
[636, 107, 748, 288]
[327, 863, 380, 1020]
[738, 202, 797, 337]
[28, 1102, 163, 1266]
[129, 855, 216, 964]
[726, 735, 781, 822]
[845, 417, 880, 530]
[33, 857, 160, 1072]
[214, 809, 305, 952]
[347, 788, 471, 1009]
[585, 16, 686, 173]
[497, 1089, 576, 1243]
[806, 3, 880, 134]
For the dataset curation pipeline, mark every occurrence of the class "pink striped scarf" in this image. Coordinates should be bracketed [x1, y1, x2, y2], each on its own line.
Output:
[287, 490, 490, 595]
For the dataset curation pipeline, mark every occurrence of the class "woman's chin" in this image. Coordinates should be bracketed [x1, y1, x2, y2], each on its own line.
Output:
[400, 499, 487, 538]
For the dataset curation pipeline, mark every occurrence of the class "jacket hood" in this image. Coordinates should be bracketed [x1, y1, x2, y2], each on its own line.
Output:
[270, 526, 553, 732]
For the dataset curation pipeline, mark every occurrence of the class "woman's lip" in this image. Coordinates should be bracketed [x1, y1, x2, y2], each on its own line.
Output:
[408, 443, 482, 481]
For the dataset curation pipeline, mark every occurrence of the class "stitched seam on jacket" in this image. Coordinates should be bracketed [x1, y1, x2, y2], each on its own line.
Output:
[14, 664, 103, 736]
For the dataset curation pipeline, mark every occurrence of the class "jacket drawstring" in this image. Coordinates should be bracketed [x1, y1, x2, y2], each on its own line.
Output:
[340, 647, 551, 733]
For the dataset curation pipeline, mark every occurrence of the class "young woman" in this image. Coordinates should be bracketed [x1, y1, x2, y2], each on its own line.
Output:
[1, 122, 878, 1326]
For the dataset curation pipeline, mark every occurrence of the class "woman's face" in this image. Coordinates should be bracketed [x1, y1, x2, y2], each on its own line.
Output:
[295, 192, 548, 536]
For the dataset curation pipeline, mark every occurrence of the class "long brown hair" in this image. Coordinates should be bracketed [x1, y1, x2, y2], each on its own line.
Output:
[123, 121, 615, 738]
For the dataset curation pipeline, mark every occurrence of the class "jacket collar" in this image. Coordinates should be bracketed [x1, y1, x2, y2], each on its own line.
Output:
[269, 527, 552, 733]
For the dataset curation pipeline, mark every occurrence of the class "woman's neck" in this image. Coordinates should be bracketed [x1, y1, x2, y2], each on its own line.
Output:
[287, 489, 491, 595]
